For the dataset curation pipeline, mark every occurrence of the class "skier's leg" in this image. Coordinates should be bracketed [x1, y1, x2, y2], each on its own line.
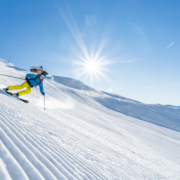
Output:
[8, 81, 27, 91]
[17, 82, 31, 96]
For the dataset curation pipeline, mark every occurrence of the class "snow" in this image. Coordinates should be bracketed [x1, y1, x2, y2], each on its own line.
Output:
[0, 59, 180, 179]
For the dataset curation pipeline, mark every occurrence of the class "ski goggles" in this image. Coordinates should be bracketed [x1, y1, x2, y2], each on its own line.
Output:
[37, 69, 43, 74]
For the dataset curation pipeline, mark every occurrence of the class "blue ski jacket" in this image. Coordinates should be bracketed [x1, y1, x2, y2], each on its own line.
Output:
[25, 74, 45, 95]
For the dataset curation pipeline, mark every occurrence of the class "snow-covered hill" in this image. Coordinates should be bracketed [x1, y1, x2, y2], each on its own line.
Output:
[0, 59, 180, 180]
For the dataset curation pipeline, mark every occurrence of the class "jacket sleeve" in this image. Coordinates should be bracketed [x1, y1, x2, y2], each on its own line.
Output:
[39, 82, 45, 94]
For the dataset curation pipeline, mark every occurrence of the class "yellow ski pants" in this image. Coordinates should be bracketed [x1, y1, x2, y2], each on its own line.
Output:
[8, 81, 31, 96]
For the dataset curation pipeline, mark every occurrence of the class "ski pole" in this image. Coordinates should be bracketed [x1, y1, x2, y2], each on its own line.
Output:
[0, 74, 25, 80]
[44, 95, 46, 110]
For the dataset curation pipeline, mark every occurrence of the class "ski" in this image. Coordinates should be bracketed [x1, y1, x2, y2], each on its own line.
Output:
[3, 90, 29, 103]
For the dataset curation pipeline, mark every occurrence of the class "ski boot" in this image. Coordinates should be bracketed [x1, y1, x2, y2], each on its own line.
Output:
[13, 93, 19, 98]
[3, 87, 9, 92]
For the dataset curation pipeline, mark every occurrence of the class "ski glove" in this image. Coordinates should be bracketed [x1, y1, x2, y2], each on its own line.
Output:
[42, 92, 45, 95]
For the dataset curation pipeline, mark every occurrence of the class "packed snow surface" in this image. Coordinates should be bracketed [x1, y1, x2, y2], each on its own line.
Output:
[0, 59, 180, 180]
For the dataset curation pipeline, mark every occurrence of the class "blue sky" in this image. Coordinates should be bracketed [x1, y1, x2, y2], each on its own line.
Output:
[0, 0, 180, 105]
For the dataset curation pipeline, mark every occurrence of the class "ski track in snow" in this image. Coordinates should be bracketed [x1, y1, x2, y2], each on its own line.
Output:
[0, 93, 108, 180]
[0, 59, 180, 179]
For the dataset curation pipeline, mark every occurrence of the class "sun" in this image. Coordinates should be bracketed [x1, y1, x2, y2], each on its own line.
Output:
[85, 60, 99, 73]
[73, 54, 109, 85]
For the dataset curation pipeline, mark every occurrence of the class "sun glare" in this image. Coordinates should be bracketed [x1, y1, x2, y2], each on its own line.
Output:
[73, 55, 110, 85]
[56, 0, 112, 84]
[85, 60, 99, 73]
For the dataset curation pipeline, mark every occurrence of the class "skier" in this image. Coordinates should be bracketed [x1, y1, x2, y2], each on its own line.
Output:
[3, 70, 48, 97]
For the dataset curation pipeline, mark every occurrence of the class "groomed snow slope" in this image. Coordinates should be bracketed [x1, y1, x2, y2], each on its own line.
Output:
[0, 59, 180, 180]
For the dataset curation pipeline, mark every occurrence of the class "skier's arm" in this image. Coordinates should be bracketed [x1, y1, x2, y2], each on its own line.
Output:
[25, 74, 37, 80]
[39, 82, 45, 95]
